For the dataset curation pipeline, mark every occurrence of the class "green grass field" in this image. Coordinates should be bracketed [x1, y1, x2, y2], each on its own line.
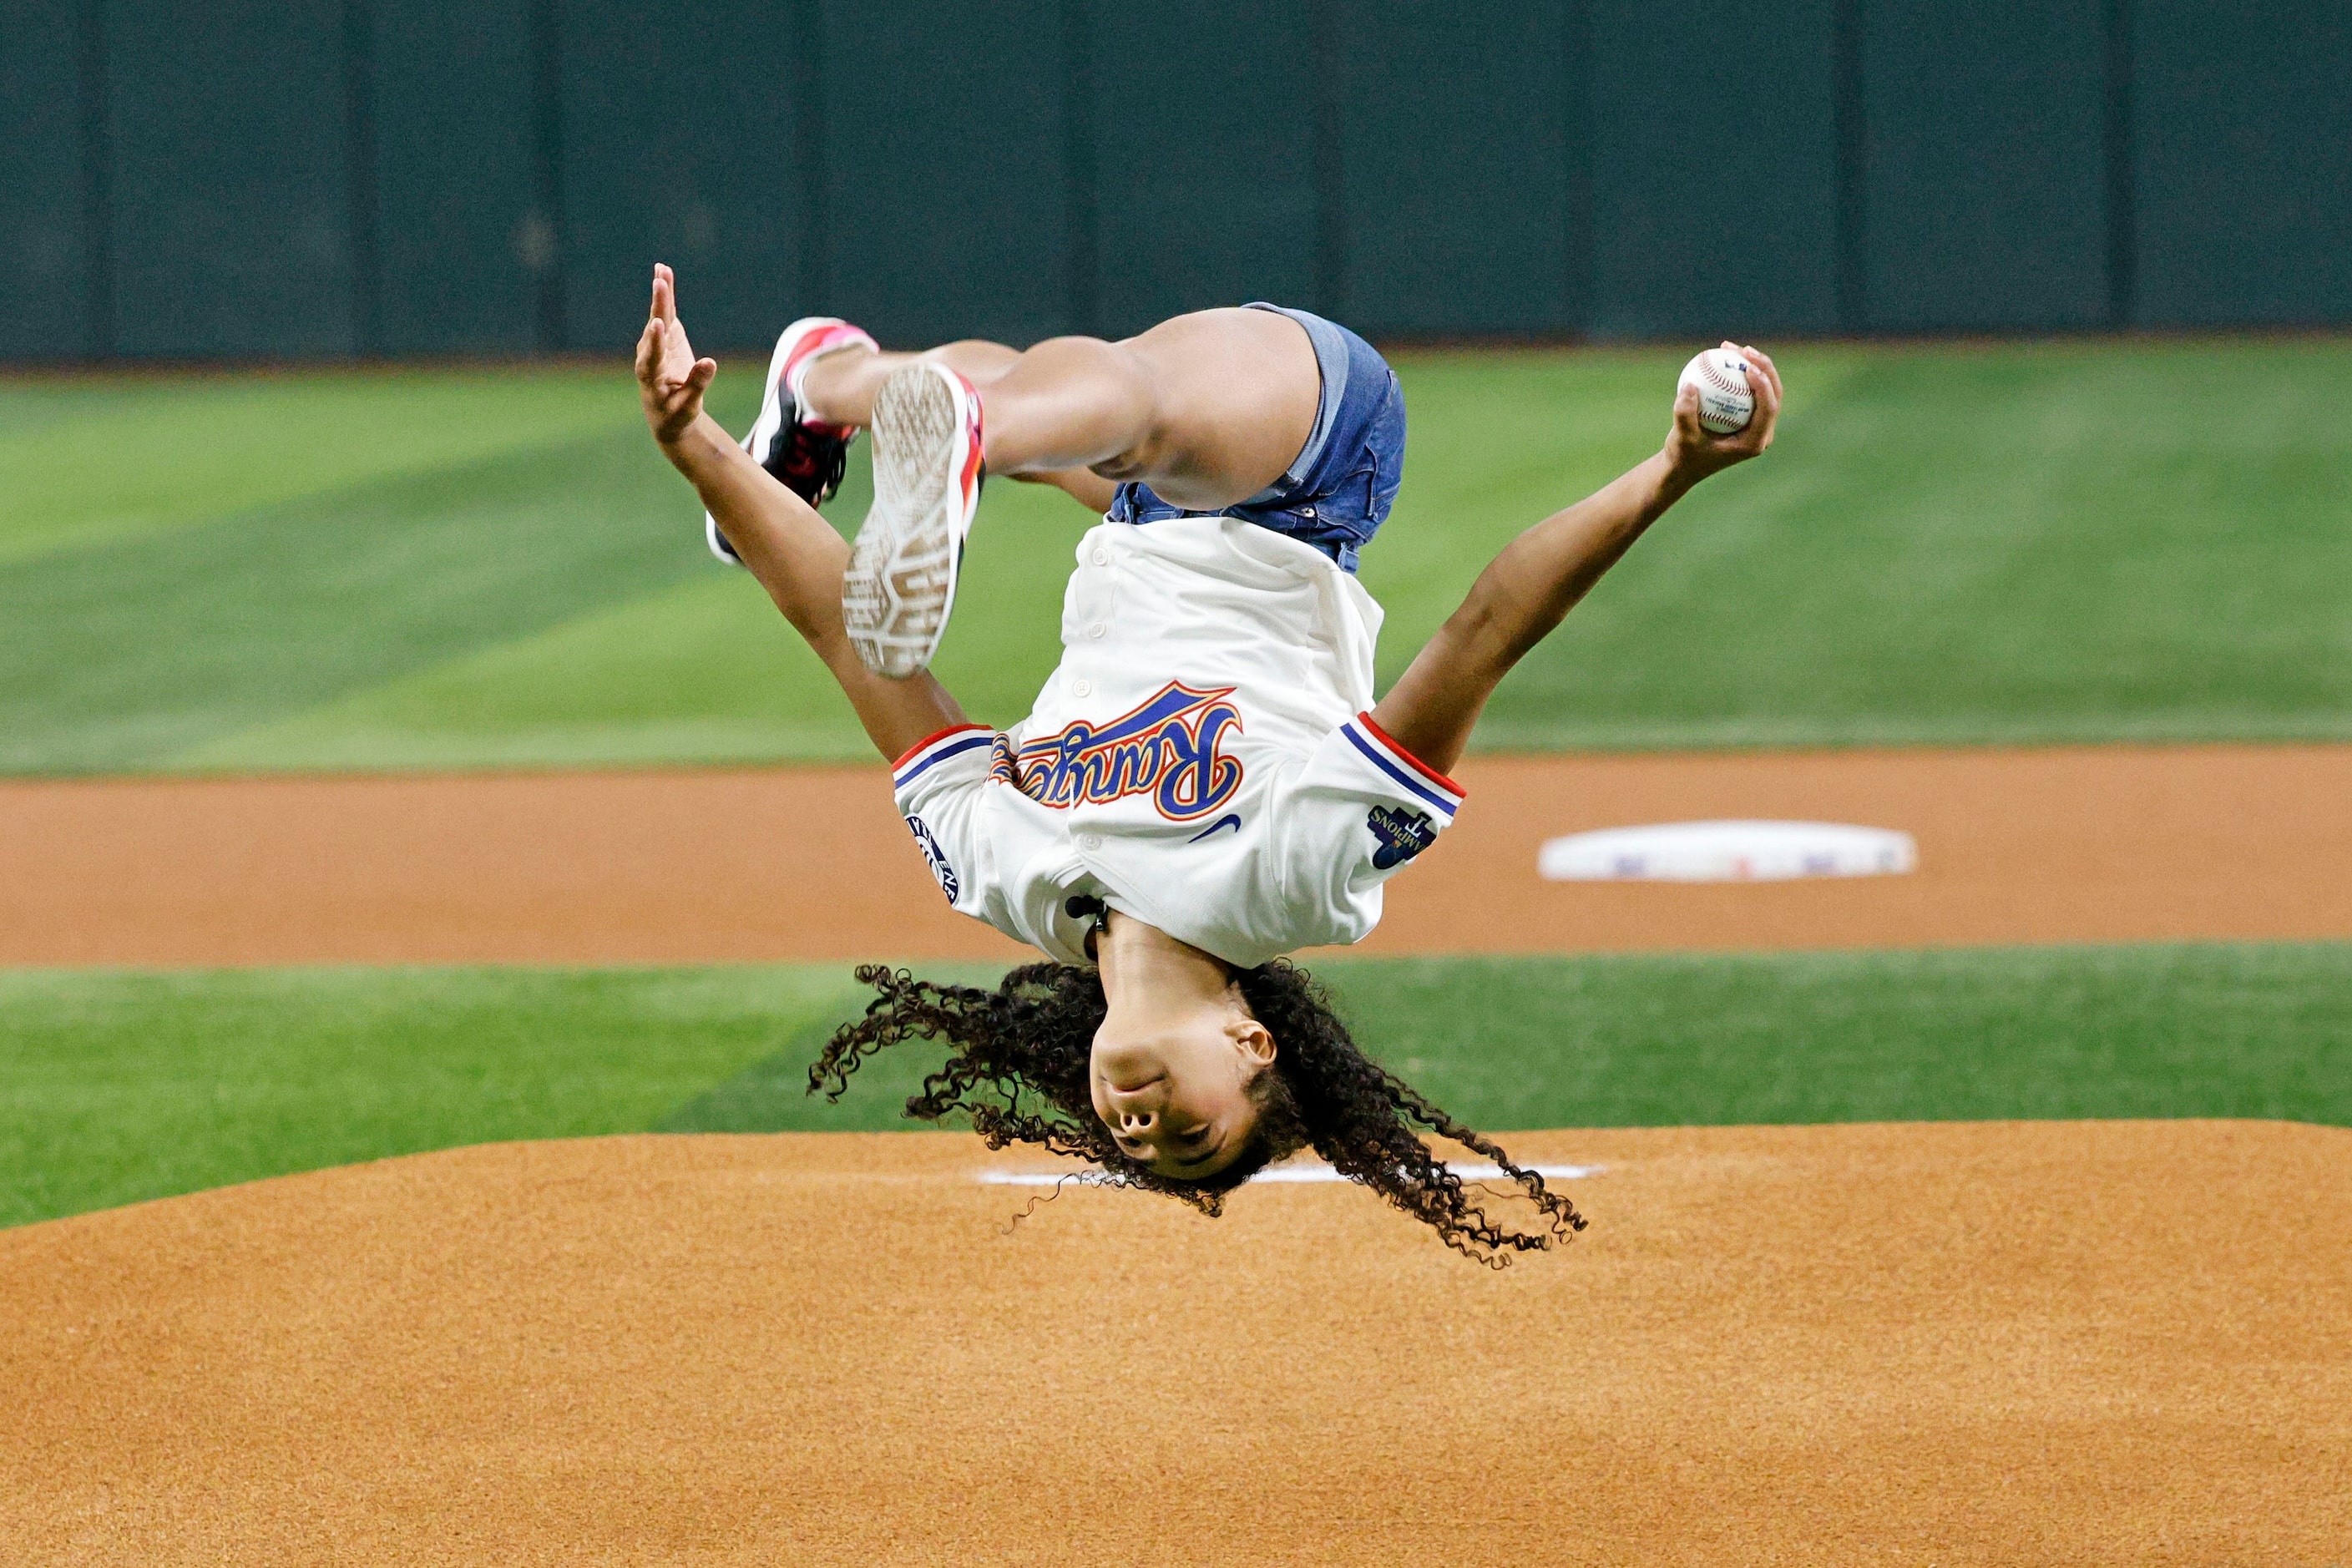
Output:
[7, 943, 2347, 1227]
[6, 336, 2350, 774]
[7, 340, 2348, 1233]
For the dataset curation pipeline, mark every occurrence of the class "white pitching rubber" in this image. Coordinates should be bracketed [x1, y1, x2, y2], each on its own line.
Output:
[980, 1162, 1604, 1186]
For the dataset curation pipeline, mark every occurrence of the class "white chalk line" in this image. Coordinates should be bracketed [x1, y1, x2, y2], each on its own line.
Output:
[979, 1161, 1602, 1186]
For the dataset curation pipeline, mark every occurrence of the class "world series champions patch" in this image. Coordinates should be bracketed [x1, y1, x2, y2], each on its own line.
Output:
[904, 813, 958, 902]
[1366, 804, 1438, 870]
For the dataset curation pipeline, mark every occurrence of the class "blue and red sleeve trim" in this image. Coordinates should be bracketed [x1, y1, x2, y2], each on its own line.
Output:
[1340, 712, 1466, 820]
[892, 723, 995, 792]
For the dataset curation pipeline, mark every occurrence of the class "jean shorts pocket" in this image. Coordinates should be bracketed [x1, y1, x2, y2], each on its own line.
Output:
[1313, 449, 1386, 545]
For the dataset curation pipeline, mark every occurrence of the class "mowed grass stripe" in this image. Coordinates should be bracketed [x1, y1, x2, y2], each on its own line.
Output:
[0, 368, 635, 566]
[1311, 943, 2352, 1130]
[8, 337, 2352, 772]
[0, 964, 862, 1229]
[0, 421, 741, 774]
[6, 941, 2346, 1228]
[175, 575, 885, 771]
[179, 454, 1090, 771]
[1454, 338, 2352, 749]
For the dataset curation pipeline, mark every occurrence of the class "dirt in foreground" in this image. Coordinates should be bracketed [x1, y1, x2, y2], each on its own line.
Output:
[5, 743, 2352, 967]
[3, 1120, 2344, 1565]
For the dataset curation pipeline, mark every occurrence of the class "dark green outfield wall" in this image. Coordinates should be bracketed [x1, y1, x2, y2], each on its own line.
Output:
[4, 0, 2349, 362]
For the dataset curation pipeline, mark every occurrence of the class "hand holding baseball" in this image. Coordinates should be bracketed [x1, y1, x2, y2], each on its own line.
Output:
[1666, 341, 1782, 482]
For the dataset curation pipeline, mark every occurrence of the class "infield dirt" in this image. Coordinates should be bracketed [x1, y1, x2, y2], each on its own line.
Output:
[3, 1120, 2344, 1565]
[7, 742, 2352, 967]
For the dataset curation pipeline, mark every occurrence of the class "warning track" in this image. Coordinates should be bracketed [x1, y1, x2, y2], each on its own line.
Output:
[6, 743, 2351, 967]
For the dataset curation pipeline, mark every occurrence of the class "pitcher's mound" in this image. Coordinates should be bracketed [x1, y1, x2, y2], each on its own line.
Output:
[4, 1121, 2345, 1565]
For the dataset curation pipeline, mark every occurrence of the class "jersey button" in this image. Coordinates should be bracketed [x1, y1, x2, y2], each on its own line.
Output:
[1086, 622, 1106, 640]
[1072, 679, 1093, 698]
[1090, 547, 1111, 567]
[1079, 833, 1103, 851]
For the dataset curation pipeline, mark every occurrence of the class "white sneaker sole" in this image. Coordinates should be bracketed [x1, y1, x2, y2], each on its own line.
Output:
[705, 316, 856, 565]
[843, 363, 983, 679]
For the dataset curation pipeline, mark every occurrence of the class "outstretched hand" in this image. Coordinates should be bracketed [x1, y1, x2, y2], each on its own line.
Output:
[1664, 341, 1782, 483]
[635, 263, 719, 446]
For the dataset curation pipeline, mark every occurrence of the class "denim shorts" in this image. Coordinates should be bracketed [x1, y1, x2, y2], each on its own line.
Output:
[1106, 303, 1404, 574]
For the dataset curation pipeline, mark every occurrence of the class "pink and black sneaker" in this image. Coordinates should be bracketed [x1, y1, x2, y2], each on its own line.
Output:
[704, 316, 878, 564]
[841, 362, 985, 678]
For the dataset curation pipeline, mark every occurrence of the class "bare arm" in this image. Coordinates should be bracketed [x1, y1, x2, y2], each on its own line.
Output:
[1011, 465, 1121, 515]
[636, 265, 967, 761]
[1373, 343, 1784, 775]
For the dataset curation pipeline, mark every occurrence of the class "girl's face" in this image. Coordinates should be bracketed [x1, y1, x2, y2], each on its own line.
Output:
[1089, 998, 1274, 1180]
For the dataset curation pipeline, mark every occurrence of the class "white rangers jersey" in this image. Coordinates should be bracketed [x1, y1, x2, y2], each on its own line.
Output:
[890, 514, 1463, 969]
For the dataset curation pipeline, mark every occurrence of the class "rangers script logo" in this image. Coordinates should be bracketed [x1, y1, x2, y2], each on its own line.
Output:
[990, 681, 1244, 821]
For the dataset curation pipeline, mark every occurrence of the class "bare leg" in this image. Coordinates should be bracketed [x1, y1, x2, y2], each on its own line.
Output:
[802, 339, 1115, 511]
[1009, 465, 1121, 514]
[801, 308, 1322, 513]
[800, 338, 1023, 419]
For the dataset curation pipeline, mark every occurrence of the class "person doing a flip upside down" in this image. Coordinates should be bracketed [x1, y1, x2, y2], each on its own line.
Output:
[636, 264, 1781, 1263]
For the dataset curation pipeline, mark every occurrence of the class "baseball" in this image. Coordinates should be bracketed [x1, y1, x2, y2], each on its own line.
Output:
[1677, 347, 1754, 435]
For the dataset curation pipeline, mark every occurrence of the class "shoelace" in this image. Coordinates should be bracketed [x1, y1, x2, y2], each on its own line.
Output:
[769, 424, 852, 505]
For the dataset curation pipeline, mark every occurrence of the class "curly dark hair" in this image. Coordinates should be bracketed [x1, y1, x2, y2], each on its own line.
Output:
[807, 959, 1586, 1266]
